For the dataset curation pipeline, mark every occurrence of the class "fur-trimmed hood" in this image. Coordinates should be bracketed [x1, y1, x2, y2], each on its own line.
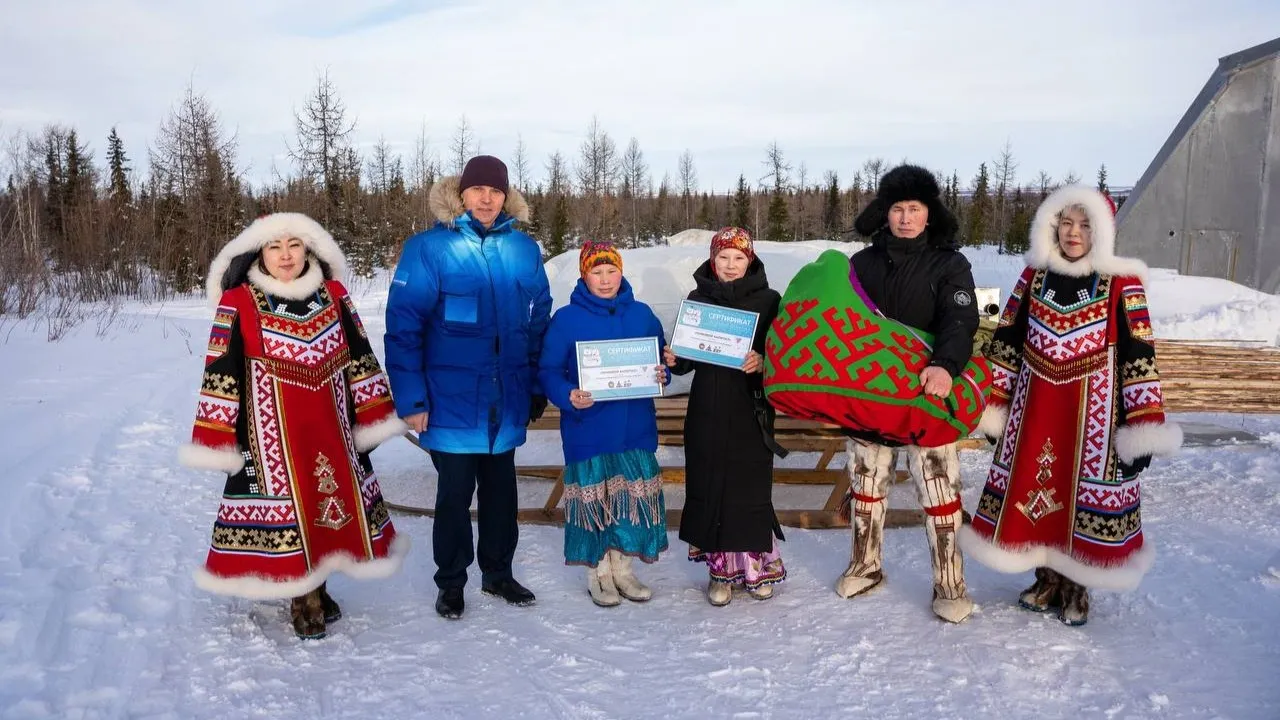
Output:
[1026, 185, 1147, 281]
[205, 212, 348, 306]
[428, 175, 531, 228]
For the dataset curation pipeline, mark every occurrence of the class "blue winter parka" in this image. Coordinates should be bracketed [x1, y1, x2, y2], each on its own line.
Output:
[384, 178, 552, 455]
[538, 277, 669, 464]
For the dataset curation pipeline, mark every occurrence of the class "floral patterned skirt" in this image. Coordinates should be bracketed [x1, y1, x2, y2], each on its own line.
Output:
[689, 540, 786, 590]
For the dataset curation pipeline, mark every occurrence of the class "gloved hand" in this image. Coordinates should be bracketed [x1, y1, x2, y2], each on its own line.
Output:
[528, 395, 549, 426]
[1118, 455, 1152, 477]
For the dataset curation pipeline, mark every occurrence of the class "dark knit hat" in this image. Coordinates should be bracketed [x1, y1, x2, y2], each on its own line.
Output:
[854, 164, 959, 246]
[459, 155, 509, 195]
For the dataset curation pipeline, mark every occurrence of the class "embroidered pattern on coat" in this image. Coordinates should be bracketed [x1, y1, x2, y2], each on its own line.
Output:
[1016, 439, 1065, 523]
[194, 281, 401, 591]
[971, 271, 1160, 579]
[314, 453, 339, 494]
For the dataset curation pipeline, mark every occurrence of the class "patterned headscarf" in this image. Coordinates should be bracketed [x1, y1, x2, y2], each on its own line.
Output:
[579, 240, 623, 277]
[710, 226, 756, 264]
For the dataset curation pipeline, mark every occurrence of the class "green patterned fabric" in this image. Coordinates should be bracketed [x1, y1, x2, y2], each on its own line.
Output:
[764, 250, 992, 447]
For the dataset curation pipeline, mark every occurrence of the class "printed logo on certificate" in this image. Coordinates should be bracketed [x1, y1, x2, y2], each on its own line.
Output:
[574, 337, 663, 402]
[669, 299, 760, 370]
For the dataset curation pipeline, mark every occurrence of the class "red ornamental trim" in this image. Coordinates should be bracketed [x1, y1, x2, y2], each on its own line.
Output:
[923, 498, 963, 517]
[260, 350, 350, 390]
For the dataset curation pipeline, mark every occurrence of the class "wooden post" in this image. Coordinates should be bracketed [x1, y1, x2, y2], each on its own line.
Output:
[542, 470, 566, 512]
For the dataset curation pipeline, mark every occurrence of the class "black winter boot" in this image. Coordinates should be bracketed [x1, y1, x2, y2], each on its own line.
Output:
[482, 577, 536, 606]
[436, 588, 465, 620]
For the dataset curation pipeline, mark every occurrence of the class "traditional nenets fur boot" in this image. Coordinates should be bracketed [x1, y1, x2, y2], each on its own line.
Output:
[1057, 577, 1090, 626]
[290, 587, 326, 639]
[837, 440, 974, 623]
[318, 582, 342, 623]
[1018, 567, 1064, 613]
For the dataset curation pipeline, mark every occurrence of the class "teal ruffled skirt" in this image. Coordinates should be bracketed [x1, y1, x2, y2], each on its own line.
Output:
[563, 449, 668, 566]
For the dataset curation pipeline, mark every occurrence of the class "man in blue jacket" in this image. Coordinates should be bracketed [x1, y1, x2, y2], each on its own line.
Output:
[385, 155, 552, 619]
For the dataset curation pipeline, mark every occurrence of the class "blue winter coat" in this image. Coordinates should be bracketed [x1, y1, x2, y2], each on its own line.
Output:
[385, 181, 552, 455]
[538, 278, 669, 464]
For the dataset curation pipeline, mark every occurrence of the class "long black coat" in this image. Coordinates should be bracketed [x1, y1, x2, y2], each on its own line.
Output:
[672, 258, 784, 553]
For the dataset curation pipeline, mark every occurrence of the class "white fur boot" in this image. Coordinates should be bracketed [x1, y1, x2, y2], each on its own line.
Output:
[587, 554, 621, 607]
[607, 550, 652, 602]
[707, 579, 732, 607]
[932, 593, 975, 624]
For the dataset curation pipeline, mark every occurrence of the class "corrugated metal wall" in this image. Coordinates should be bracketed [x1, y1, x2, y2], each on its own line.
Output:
[1117, 54, 1279, 291]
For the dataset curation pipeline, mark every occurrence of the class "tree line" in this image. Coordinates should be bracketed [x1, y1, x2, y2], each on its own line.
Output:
[0, 73, 1118, 319]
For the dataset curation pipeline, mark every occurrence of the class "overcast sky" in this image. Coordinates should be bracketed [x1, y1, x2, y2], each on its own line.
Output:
[2, 0, 1277, 192]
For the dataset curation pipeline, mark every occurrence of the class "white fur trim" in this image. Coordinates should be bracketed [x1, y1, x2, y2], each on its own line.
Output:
[977, 402, 1009, 440]
[193, 534, 411, 600]
[958, 525, 1154, 591]
[178, 443, 244, 475]
[428, 175, 531, 227]
[353, 416, 409, 453]
[1114, 421, 1183, 463]
[1024, 185, 1148, 282]
[246, 262, 325, 300]
[206, 212, 348, 306]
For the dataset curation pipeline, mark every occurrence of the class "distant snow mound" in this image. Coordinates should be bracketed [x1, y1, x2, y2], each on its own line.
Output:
[664, 229, 716, 247]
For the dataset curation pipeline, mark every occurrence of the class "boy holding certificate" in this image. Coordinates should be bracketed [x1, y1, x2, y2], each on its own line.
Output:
[663, 227, 787, 606]
[538, 241, 671, 607]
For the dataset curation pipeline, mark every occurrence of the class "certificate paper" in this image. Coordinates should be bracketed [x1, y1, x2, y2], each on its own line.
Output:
[670, 299, 760, 369]
[575, 337, 663, 402]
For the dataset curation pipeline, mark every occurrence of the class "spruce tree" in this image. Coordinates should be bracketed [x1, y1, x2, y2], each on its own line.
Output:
[696, 192, 713, 229]
[1004, 186, 1032, 254]
[547, 193, 570, 258]
[765, 191, 790, 242]
[1096, 164, 1109, 195]
[107, 127, 131, 205]
[850, 171, 864, 217]
[64, 129, 88, 208]
[44, 131, 65, 240]
[822, 172, 841, 238]
[964, 162, 992, 246]
[654, 181, 670, 238]
[732, 174, 751, 231]
[525, 185, 545, 241]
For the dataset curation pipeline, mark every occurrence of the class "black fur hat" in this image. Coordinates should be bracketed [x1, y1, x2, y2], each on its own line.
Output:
[853, 164, 959, 246]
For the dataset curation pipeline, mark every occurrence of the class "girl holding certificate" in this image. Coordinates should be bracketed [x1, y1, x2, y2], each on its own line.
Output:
[538, 241, 672, 607]
[664, 227, 787, 606]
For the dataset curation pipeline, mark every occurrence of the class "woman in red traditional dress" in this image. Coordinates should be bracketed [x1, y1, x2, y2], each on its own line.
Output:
[959, 186, 1181, 626]
[179, 213, 409, 639]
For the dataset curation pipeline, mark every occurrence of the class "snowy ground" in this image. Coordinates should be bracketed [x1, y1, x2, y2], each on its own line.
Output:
[1, 244, 1279, 718]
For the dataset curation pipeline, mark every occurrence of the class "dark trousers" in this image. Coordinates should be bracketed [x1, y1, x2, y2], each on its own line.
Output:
[429, 449, 519, 590]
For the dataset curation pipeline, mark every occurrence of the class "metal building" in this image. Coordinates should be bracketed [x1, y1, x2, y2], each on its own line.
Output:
[1117, 37, 1280, 291]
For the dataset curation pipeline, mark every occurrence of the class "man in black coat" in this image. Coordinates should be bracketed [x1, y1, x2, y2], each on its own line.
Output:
[837, 165, 978, 623]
